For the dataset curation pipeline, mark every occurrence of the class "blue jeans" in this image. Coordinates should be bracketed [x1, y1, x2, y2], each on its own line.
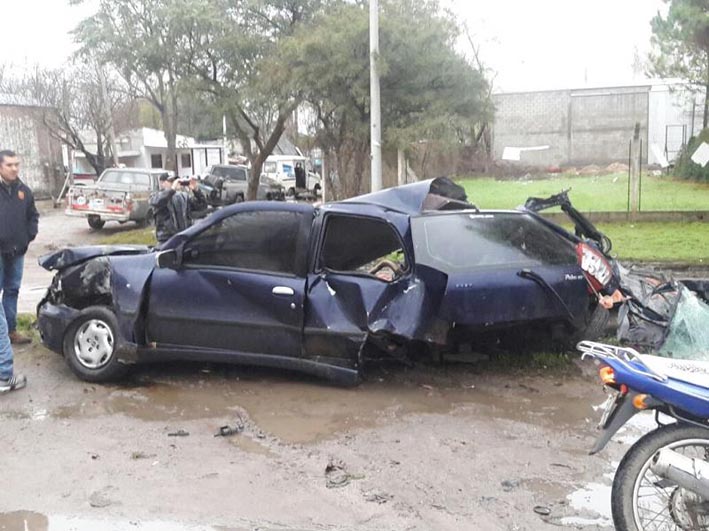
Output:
[0, 301, 13, 380]
[0, 254, 24, 333]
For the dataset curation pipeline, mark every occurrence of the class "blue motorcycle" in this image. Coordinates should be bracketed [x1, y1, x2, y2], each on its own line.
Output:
[578, 340, 709, 530]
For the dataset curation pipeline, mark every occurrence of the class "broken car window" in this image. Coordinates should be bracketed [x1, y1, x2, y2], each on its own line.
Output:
[411, 213, 577, 272]
[319, 215, 407, 281]
[183, 210, 303, 275]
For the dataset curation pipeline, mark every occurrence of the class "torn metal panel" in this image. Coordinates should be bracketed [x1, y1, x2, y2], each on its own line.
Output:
[342, 177, 472, 215]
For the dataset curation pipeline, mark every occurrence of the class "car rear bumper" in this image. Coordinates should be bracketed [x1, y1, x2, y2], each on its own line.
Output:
[37, 302, 81, 354]
[65, 209, 132, 222]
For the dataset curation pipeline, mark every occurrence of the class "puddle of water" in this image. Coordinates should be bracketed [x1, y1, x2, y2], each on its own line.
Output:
[227, 435, 277, 457]
[567, 482, 613, 524]
[12, 366, 603, 445]
[0, 512, 237, 531]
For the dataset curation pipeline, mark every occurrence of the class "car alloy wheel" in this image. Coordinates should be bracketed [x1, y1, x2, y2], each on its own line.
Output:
[73, 318, 115, 369]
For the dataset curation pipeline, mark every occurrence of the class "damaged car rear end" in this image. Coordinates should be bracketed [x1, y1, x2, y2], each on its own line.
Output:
[37, 178, 617, 385]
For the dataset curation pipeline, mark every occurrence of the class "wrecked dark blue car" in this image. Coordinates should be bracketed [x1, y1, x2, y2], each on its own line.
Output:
[37, 178, 615, 385]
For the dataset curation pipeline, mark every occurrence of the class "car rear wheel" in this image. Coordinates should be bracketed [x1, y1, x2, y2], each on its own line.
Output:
[313, 183, 321, 196]
[63, 307, 128, 382]
[87, 215, 105, 230]
[138, 210, 154, 228]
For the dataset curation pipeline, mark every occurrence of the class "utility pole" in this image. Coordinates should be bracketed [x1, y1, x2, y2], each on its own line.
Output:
[369, 0, 382, 192]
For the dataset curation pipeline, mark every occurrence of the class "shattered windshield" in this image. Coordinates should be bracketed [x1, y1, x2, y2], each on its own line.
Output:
[411, 212, 577, 272]
[658, 285, 709, 361]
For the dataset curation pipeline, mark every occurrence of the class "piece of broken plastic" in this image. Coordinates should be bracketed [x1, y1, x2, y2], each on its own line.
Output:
[658, 286, 709, 362]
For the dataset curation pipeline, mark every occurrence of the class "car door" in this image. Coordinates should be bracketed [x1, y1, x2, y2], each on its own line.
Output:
[147, 204, 314, 358]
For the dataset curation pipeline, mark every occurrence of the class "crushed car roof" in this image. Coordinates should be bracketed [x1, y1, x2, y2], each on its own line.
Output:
[340, 177, 473, 215]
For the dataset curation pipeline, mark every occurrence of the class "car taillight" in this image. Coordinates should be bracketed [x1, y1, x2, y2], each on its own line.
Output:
[577, 242, 612, 292]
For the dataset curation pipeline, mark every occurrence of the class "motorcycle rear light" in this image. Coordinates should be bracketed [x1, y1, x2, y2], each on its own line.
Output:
[599, 366, 615, 385]
[633, 394, 650, 410]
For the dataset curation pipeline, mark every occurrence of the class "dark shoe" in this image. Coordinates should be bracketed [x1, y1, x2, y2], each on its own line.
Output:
[9, 331, 31, 345]
[0, 374, 27, 393]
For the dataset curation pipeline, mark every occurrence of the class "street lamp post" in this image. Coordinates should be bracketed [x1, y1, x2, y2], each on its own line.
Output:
[369, 0, 382, 192]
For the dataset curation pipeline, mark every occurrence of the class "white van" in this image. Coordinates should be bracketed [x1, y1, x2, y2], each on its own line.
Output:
[262, 155, 321, 196]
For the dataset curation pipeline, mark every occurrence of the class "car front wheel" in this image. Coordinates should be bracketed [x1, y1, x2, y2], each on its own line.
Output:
[63, 307, 128, 382]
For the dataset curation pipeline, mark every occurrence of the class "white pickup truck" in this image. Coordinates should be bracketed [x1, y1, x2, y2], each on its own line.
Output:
[65, 168, 169, 230]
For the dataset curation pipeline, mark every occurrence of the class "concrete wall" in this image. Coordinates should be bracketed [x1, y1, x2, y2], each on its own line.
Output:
[493, 86, 650, 167]
[0, 105, 63, 196]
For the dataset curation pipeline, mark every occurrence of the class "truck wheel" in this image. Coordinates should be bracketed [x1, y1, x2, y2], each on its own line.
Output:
[313, 183, 322, 197]
[87, 215, 105, 230]
[287, 187, 296, 198]
[62, 307, 128, 382]
[233, 194, 244, 203]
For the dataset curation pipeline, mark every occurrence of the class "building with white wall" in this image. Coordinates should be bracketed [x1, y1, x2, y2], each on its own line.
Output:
[73, 127, 225, 179]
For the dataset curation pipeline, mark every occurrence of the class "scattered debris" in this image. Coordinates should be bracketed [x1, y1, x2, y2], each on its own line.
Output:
[167, 429, 189, 437]
[501, 479, 520, 492]
[533, 505, 552, 516]
[130, 451, 156, 460]
[363, 490, 393, 504]
[325, 459, 357, 489]
[89, 487, 116, 508]
[214, 421, 244, 437]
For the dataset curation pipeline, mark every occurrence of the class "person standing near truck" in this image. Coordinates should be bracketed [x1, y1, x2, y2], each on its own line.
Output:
[150, 175, 207, 244]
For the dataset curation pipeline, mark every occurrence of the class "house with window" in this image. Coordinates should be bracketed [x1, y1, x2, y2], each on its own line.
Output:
[73, 127, 225, 179]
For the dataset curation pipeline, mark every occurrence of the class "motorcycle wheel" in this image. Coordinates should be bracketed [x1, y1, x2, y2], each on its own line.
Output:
[612, 423, 709, 531]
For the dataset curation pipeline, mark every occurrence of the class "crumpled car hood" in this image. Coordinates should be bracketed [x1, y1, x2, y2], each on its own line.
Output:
[39, 245, 153, 271]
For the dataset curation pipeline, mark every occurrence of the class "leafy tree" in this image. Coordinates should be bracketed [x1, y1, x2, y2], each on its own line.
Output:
[284, 0, 490, 198]
[649, 0, 709, 127]
[174, 0, 327, 198]
[72, 0, 187, 171]
[2, 64, 133, 176]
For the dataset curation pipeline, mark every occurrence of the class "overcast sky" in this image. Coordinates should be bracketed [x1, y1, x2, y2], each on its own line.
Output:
[3, 0, 667, 92]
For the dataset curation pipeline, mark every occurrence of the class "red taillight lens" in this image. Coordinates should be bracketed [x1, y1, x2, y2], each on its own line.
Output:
[577, 243, 612, 291]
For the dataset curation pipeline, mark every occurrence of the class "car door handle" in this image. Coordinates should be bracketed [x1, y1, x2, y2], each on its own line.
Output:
[272, 286, 294, 296]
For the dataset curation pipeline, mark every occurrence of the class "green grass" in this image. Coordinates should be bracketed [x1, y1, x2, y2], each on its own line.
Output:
[458, 173, 709, 212]
[99, 227, 156, 246]
[599, 222, 709, 263]
[16, 313, 41, 342]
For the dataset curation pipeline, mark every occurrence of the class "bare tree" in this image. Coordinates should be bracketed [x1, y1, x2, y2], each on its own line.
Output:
[3, 64, 132, 176]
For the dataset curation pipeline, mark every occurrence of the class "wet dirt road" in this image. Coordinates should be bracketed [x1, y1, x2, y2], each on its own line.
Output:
[1, 340, 654, 530]
[3, 205, 651, 530]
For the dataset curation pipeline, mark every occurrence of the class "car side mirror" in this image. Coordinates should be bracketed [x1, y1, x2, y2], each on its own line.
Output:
[156, 249, 181, 269]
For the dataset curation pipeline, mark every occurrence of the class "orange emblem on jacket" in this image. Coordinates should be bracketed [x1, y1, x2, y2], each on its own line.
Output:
[17, 190, 25, 200]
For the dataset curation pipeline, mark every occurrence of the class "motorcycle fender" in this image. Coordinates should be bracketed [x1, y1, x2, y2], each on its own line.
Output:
[590, 391, 639, 455]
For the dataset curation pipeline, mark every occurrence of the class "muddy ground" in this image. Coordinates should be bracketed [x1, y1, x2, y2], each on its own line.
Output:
[1, 207, 659, 530]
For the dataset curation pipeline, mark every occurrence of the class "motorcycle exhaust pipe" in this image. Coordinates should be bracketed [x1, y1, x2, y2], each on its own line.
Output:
[650, 448, 709, 501]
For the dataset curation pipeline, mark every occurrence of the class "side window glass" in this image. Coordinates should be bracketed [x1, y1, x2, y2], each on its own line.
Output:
[320, 215, 407, 282]
[184, 210, 303, 275]
[236, 168, 247, 181]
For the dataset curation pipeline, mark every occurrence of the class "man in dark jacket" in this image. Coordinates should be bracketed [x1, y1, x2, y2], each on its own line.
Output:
[150, 174, 206, 244]
[0, 150, 38, 392]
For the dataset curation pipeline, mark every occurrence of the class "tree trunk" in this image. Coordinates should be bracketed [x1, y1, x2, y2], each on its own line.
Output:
[162, 108, 178, 172]
[247, 110, 291, 200]
[702, 79, 709, 129]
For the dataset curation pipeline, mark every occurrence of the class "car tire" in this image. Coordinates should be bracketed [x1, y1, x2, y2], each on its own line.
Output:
[233, 194, 244, 203]
[63, 307, 128, 382]
[87, 215, 105, 230]
[564, 303, 610, 348]
[287, 187, 296, 198]
[313, 183, 321, 196]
